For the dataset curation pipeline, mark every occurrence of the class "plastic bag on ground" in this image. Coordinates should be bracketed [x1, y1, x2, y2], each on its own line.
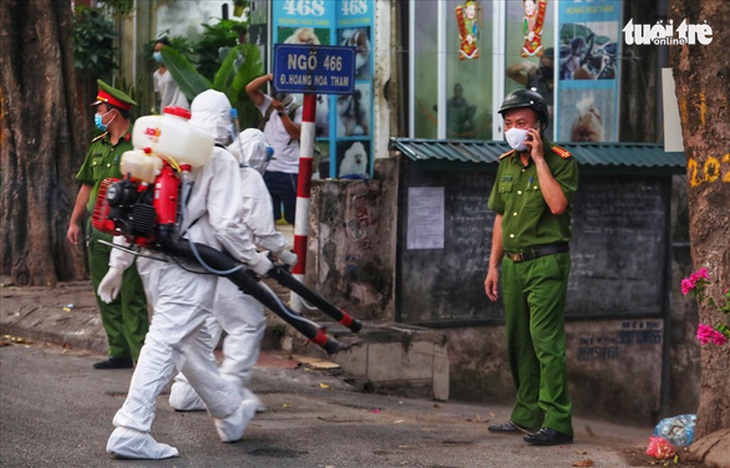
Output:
[646, 436, 676, 460]
[653, 413, 696, 447]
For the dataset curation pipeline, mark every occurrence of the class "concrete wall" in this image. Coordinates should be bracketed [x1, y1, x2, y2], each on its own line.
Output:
[445, 320, 665, 425]
[307, 159, 399, 322]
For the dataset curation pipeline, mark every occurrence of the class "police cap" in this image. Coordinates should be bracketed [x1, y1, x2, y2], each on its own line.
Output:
[91, 79, 137, 111]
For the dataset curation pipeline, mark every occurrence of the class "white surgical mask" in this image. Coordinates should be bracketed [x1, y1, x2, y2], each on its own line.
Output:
[504, 127, 529, 151]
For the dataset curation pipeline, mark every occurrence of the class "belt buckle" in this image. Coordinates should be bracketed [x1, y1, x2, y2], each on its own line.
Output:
[510, 252, 524, 263]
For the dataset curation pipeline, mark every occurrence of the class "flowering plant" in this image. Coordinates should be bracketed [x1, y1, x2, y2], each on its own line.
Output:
[682, 268, 730, 346]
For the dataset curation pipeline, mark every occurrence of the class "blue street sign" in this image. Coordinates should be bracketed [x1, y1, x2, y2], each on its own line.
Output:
[273, 44, 356, 95]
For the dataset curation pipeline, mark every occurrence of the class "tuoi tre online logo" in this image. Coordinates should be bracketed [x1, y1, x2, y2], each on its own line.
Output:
[623, 19, 713, 46]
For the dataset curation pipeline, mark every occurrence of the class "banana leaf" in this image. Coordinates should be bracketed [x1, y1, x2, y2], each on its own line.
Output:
[213, 44, 264, 130]
[160, 46, 212, 102]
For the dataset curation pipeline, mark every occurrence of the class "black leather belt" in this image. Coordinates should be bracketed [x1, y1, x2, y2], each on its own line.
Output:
[505, 243, 569, 263]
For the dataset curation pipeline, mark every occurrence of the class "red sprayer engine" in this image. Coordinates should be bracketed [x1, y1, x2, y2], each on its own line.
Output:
[91, 162, 186, 248]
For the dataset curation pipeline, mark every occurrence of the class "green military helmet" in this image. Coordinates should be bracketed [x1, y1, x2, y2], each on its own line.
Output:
[498, 88, 548, 130]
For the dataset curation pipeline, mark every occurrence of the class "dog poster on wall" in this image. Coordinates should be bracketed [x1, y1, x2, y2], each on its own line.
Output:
[339, 27, 371, 80]
[554, 0, 621, 142]
[273, 0, 375, 178]
[336, 82, 371, 137]
[555, 0, 621, 142]
[558, 89, 615, 143]
[337, 140, 370, 179]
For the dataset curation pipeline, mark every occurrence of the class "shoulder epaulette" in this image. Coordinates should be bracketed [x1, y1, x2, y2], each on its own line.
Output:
[91, 132, 108, 143]
[499, 149, 516, 160]
[551, 145, 572, 159]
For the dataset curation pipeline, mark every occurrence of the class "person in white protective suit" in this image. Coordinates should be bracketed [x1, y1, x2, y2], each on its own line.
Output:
[98, 90, 273, 459]
[168, 128, 298, 412]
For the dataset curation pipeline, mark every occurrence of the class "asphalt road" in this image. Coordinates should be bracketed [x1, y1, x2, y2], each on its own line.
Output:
[0, 341, 650, 467]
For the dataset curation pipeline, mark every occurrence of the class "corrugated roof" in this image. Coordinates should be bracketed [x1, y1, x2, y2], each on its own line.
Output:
[388, 138, 686, 169]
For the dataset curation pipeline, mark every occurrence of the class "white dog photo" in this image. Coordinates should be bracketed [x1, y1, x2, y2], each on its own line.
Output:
[338, 141, 369, 178]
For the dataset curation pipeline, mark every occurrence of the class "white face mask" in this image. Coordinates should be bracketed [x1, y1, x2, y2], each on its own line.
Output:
[504, 127, 529, 151]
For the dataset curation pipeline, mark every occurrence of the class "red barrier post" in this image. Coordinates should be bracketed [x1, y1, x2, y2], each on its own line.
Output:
[290, 93, 317, 312]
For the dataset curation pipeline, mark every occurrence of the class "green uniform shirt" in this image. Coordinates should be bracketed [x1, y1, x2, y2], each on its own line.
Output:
[487, 140, 579, 251]
[76, 129, 134, 212]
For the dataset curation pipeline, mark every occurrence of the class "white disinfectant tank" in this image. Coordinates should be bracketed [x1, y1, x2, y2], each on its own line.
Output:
[119, 149, 163, 184]
[132, 106, 213, 168]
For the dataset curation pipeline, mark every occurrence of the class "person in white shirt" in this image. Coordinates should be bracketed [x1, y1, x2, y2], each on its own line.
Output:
[152, 37, 189, 111]
[245, 73, 303, 225]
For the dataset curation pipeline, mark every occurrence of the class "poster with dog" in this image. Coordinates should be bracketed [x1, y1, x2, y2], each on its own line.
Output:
[336, 83, 371, 137]
[337, 140, 370, 179]
[273, 0, 375, 177]
[339, 27, 371, 80]
[557, 89, 616, 142]
[556, 0, 621, 142]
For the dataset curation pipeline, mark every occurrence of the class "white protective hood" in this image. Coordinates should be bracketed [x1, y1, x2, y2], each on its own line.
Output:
[228, 128, 272, 175]
[189, 90, 233, 146]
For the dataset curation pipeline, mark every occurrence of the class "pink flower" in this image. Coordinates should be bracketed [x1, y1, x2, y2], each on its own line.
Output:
[697, 324, 727, 346]
[694, 268, 709, 281]
[681, 268, 711, 295]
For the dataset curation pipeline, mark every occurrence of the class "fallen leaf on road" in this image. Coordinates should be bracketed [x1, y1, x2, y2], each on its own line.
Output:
[0, 341, 11, 347]
[319, 383, 333, 391]
[5, 335, 31, 344]
[394, 419, 405, 424]
[574, 450, 589, 455]
[282, 403, 292, 408]
[572, 460, 594, 467]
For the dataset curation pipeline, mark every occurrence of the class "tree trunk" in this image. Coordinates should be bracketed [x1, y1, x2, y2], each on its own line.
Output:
[669, 0, 730, 438]
[0, 0, 86, 286]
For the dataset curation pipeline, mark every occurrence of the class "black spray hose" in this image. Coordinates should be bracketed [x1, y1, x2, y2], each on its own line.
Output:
[267, 264, 362, 333]
[157, 227, 342, 355]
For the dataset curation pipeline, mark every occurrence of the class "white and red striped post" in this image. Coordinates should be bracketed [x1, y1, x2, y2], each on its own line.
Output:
[290, 93, 317, 312]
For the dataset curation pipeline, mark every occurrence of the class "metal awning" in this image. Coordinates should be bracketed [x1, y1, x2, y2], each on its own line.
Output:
[388, 138, 686, 173]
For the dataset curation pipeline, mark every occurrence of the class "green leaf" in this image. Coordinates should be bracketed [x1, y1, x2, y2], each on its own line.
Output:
[160, 46, 212, 101]
[211, 44, 263, 129]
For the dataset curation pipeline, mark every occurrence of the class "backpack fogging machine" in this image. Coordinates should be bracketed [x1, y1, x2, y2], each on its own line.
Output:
[91, 107, 360, 354]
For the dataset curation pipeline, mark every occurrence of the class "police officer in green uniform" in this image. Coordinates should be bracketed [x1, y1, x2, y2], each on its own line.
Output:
[484, 88, 579, 446]
[67, 80, 149, 369]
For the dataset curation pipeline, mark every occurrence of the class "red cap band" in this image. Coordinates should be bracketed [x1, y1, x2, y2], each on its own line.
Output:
[95, 90, 132, 111]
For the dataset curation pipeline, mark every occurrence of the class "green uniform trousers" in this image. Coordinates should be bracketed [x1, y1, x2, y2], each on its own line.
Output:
[88, 226, 149, 362]
[501, 252, 573, 436]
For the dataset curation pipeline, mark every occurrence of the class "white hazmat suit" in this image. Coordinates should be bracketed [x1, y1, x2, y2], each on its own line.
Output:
[100, 90, 272, 459]
[168, 128, 297, 412]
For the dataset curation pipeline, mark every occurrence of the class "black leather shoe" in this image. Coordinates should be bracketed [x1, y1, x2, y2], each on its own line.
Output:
[488, 420, 534, 434]
[523, 427, 573, 446]
[93, 357, 134, 369]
